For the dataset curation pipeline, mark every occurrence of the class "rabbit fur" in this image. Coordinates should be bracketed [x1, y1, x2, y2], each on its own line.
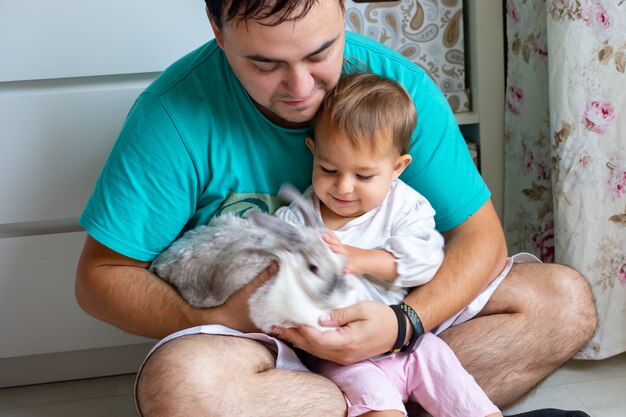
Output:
[150, 185, 358, 332]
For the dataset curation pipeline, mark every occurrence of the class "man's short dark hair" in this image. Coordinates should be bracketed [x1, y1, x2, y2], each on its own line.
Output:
[205, 0, 344, 28]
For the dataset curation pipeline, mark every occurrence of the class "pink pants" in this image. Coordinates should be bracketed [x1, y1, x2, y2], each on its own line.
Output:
[311, 333, 499, 417]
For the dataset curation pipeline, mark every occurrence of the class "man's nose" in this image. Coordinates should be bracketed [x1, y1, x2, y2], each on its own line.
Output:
[284, 65, 315, 98]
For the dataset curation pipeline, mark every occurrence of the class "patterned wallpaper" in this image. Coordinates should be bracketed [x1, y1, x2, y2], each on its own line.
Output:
[345, 0, 469, 113]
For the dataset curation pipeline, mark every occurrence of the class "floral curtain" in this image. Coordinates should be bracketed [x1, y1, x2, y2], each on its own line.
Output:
[504, 0, 626, 359]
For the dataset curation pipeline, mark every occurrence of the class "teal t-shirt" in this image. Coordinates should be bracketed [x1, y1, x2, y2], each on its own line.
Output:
[79, 31, 489, 261]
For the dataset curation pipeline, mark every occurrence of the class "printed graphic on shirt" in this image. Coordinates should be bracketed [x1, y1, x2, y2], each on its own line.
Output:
[214, 191, 285, 218]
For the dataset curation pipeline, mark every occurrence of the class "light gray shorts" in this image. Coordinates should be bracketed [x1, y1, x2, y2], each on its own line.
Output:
[135, 252, 540, 412]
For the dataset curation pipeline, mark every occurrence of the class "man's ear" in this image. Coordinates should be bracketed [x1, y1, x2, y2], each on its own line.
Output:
[207, 6, 224, 49]
[306, 136, 316, 153]
[392, 154, 412, 179]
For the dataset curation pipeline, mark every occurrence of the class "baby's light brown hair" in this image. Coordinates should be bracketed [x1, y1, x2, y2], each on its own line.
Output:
[314, 73, 417, 156]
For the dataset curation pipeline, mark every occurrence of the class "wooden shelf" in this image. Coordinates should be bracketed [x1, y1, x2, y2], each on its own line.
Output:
[464, 0, 505, 219]
[455, 111, 480, 126]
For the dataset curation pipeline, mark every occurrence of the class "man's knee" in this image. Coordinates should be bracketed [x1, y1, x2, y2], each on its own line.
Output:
[135, 334, 347, 417]
[135, 334, 276, 416]
[546, 264, 597, 343]
[502, 262, 597, 358]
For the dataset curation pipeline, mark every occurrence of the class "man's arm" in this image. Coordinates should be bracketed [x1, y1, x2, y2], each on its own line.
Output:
[403, 198, 508, 331]
[274, 198, 508, 363]
[75, 235, 272, 339]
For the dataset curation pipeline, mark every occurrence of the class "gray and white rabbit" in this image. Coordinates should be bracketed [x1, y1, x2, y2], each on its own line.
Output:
[150, 185, 358, 332]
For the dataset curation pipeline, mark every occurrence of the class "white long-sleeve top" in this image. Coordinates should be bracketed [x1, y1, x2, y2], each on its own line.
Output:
[274, 180, 445, 304]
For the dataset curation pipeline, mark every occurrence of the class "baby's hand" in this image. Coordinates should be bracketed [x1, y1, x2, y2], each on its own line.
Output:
[323, 229, 356, 275]
[323, 229, 344, 252]
[323, 230, 396, 282]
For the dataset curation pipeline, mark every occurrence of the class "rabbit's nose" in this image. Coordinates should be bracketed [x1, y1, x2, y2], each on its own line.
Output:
[321, 273, 344, 298]
[333, 274, 345, 290]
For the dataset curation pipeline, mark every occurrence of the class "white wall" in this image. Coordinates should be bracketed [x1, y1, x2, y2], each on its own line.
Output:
[0, 0, 213, 387]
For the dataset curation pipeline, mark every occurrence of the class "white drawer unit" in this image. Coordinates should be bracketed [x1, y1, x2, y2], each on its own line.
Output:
[0, 0, 210, 82]
[0, 232, 151, 358]
[0, 80, 150, 225]
[0, 232, 154, 387]
[0, 0, 214, 387]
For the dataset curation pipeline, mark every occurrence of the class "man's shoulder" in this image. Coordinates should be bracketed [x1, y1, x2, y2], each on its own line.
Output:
[145, 40, 223, 96]
[344, 32, 427, 79]
[133, 39, 242, 128]
[343, 31, 445, 110]
[344, 31, 400, 58]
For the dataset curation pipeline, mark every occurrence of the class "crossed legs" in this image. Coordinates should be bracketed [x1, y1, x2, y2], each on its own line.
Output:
[439, 262, 597, 408]
[135, 334, 346, 416]
[136, 263, 597, 416]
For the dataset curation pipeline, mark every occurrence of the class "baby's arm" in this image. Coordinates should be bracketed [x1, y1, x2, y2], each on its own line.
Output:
[277, 200, 401, 282]
[382, 202, 445, 289]
[324, 198, 445, 288]
[323, 230, 399, 283]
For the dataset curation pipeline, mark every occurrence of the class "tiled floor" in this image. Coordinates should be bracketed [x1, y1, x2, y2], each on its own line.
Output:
[0, 374, 138, 417]
[501, 352, 626, 417]
[1, 354, 625, 416]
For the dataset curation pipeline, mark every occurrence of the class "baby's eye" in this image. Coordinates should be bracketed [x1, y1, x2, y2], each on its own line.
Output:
[320, 167, 337, 175]
[357, 174, 374, 181]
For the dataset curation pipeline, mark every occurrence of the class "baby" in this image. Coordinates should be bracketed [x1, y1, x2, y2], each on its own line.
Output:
[274, 72, 503, 417]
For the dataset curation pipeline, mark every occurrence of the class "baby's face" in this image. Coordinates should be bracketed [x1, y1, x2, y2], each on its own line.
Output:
[308, 118, 410, 224]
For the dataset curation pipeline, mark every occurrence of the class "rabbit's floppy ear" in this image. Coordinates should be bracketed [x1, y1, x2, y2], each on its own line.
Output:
[248, 211, 305, 247]
[278, 184, 324, 231]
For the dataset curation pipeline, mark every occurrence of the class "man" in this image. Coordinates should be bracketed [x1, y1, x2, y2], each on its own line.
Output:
[75, 1, 597, 416]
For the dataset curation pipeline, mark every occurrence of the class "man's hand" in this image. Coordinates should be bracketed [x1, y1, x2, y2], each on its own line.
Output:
[272, 301, 397, 365]
[214, 262, 279, 333]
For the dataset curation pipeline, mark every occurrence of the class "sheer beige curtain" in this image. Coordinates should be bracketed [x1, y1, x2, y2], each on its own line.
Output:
[504, 0, 626, 359]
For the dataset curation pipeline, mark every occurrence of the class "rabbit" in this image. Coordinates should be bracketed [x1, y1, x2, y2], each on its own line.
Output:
[150, 184, 358, 333]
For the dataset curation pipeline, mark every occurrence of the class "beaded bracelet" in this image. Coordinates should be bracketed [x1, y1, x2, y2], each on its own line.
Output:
[399, 302, 425, 353]
[388, 304, 407, 353]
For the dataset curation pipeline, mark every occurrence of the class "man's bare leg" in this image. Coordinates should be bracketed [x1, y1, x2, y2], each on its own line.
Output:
[439, 263, 597, 409]
[136, 334, 347, 417]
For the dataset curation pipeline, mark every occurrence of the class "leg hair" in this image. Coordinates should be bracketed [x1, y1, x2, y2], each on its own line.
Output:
[136, 334, 347, 417]
[439, 262, 597, 408]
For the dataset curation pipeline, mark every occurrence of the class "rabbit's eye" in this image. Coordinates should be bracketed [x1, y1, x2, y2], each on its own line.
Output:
[308, 264, 319, 274]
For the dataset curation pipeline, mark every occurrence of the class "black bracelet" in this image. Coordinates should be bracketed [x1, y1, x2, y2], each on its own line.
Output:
[399, 302, 425, 353]
[388, 304, 407, 354]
